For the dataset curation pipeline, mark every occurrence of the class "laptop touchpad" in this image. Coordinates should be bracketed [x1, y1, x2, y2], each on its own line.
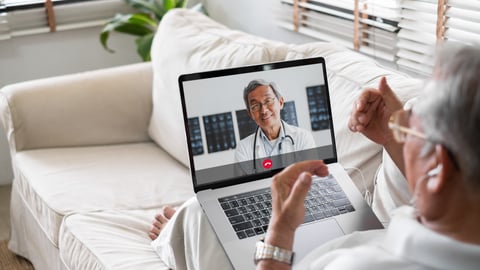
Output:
[293, 218, 344, 263]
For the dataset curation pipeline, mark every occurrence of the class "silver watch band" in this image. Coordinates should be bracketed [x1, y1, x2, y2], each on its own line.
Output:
[254, 239, 294, 265]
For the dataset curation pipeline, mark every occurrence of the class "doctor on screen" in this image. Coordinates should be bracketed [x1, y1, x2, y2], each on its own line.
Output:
[234, 79, 316, 163]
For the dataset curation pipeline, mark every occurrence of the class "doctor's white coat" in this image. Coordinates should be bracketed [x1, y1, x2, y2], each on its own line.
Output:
[234, 121, 316, 162]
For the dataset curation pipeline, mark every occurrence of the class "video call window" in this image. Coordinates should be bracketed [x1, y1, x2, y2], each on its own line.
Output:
[203, 112, 237, 154]
[235, 101, 299, 140]
[188, 117, 204, 156]
[306, 85, 331, 131]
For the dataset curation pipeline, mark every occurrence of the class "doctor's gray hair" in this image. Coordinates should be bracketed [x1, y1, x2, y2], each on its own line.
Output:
[414, 43, 480, 189]
[243, 79, 282, 111]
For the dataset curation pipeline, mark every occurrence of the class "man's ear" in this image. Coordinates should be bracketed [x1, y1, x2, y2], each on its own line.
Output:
[426, 144, 451, 193]
[279, 96, 285, 109]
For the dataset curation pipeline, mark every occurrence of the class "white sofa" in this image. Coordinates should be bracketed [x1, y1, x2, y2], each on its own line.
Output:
[0, 9, 420, 270]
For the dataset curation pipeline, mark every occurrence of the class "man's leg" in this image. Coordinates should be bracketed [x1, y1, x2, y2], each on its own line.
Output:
[151, 197, 233, 270]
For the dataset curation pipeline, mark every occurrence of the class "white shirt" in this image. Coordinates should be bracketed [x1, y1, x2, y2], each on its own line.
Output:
[153, 201, 480, 270]
[234, 121, 316, 162]
[296, 206, 480, 270]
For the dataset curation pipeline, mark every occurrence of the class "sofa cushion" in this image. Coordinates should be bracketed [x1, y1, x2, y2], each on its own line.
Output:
[148, 9, 289, 167]
[12, 142, 193, 247]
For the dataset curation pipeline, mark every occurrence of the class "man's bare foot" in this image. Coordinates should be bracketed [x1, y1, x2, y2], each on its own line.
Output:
[149, 206, 176, 240]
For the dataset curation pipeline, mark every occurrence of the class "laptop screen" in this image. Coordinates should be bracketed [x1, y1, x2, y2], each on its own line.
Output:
[179, 57, 337, 191]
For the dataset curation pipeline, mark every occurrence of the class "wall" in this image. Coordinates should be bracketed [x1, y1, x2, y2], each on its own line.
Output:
[203, 0, 317, 44]
[0, 26, 140, 185]
[0, 27, 140, 87]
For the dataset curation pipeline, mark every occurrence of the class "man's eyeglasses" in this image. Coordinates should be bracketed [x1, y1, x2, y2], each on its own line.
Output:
[388, 109, 427, 143]
[388, 109, 461, 171]
[249, 97, 276, 112]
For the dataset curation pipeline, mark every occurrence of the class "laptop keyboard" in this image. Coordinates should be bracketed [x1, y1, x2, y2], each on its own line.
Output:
[218, 174, 355, 239]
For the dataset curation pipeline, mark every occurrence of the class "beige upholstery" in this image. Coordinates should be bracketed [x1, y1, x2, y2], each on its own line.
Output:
[0, 9, 419, 270]
[0, 63, 153, 153]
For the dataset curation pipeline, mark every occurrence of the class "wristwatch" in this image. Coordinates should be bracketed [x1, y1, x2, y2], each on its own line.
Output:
[253, 237, 295, 265]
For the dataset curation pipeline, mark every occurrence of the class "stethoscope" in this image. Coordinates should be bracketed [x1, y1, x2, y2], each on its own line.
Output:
[252, 121, 294, 169]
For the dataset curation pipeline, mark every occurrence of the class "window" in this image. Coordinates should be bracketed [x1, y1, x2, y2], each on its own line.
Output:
[278, 0, 480, 76]
[0, 0, 134, 40]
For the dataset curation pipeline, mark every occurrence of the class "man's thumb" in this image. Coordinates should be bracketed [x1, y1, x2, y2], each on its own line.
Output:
[378, 76, 402, 109]
[378, 76, 393, 95]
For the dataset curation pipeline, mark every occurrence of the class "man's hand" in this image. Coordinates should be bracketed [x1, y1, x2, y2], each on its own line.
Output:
[266, 160, 329, 249]
[348, 76, 402, 146]
[257, 160, 329, 270]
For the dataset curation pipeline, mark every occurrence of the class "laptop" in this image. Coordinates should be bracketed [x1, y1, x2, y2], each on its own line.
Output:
[178, 57, 383, 269]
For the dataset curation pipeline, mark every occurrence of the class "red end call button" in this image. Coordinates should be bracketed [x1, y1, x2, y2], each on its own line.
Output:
[262, 159, 273, 169]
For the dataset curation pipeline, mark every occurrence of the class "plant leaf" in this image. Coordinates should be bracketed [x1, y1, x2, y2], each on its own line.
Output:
[114, 23, 152, 36]
[176, 0, 188, 8]
[135, 33, 155, 61]
[163, 0, 175, 11]
[128, 13, 158, 28]
[101, 0, 188, 56]
[100, 31, 114, 52]
[126, 0, 164, 19]
[100, 13, 157, 52]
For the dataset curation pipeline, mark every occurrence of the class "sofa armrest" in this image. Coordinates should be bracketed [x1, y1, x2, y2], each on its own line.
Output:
[0, 62, 153, 153]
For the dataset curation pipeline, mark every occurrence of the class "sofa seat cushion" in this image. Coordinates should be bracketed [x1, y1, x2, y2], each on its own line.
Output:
[60, 209, 169, 270]
[13, 142, 193, 247]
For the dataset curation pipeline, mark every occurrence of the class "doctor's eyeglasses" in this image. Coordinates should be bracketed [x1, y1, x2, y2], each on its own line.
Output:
[388, 109, 427, 143]
[249, 97, 277, 112]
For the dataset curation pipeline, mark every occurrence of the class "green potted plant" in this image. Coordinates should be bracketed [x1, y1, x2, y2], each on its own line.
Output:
[100, 0, 188, 61]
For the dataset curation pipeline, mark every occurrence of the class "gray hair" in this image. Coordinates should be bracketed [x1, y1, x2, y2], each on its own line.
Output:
[243, 79, 282, 111]
[414, 43, 480, 189]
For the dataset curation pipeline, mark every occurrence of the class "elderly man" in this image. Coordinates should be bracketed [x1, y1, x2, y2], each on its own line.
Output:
[150, 44, 480, 269]
[234, 79, 316, 163]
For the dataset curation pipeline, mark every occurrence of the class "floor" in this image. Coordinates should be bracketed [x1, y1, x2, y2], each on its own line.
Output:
[0, 184, 11, 241]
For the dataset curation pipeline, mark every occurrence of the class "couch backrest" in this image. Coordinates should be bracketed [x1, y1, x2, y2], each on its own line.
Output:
[148, 9, 422, 191]
[0, 63, 153, 153]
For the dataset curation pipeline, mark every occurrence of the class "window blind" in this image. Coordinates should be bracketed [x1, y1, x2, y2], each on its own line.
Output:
[443, 0, 480, 45]
[279, 0, 480, 76]
[0, 0, 134, 40]
[278, 0, 401, 62]
[396, 0, 438, 74]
